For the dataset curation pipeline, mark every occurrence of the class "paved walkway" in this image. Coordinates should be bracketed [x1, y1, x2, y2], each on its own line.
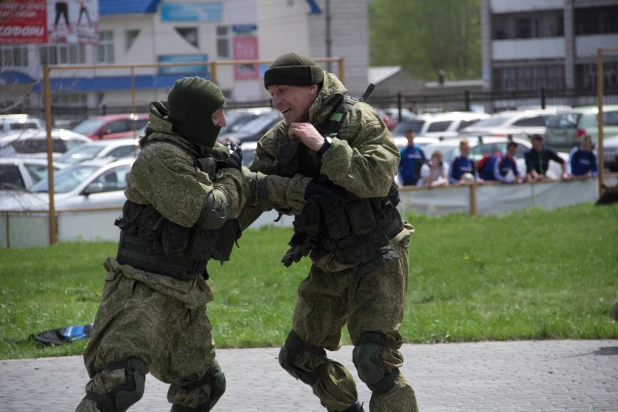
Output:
[0, 340, 616, 411]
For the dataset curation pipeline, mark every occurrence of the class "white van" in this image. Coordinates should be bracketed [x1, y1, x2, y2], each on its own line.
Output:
[0, 114, 46, 136]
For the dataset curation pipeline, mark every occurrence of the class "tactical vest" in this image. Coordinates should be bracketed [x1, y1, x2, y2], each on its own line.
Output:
[115, 139, 241, 281]
[277, 94, 404, 275]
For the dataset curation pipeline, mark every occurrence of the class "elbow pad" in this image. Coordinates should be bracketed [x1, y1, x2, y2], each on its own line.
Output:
[195, 190, 231, 230]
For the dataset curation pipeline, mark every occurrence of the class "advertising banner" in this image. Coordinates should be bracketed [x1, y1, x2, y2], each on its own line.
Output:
[47, 0, 99, 44]
[158, 55, 209, 74]
[233, 36, 259, 80]
[0, 0, 47, 44]
[161, 2, 222, 22]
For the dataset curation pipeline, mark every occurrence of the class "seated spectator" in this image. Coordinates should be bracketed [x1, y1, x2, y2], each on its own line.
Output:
[480, 141, 522, 183]
[524, 134, 569, 182]
[398, 129, 426, 186]
[569, 135, 598, 178]
[418, 150, 448, 189]
[449, 140, 483, 184]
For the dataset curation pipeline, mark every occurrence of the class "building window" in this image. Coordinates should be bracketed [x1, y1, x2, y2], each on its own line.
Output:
[576, 62, 618, 91]
[126, 30, 140, 51]
[216, 26, 230, 58]
[40, 44, 86, 65]
[493, 11, 564, 40]
[52, 93, 88, 107]
[493, 66, 565, 92]
[0, 45, 29, 68]
[575, 6, 618, 35]
[98, 31, 115, 63]
[175, 27, 198, 48]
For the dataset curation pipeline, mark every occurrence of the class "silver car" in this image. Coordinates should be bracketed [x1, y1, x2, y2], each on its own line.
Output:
[57, 138, 140, 166]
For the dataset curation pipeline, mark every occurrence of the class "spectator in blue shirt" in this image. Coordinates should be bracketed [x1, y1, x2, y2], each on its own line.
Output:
[524, 134, 569, 182]
[480, 141, 522, 183]
[398, 129, 426, 186]
[449, 140, 483, 184]
[569, 135, 598, 178]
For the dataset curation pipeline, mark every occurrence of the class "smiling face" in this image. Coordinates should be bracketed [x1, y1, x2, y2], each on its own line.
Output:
[267, 84, 319, 124]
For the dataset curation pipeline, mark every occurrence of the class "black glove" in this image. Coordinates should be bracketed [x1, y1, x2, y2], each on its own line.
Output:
[281, 230, 318, 267]
[304, 177, 348, 205]
[217, 142, 243, 171]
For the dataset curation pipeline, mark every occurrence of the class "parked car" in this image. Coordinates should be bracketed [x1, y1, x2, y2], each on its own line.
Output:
[603, 135, 618, 172]
[220, 107, 274, 136]
[422, 136, 569, 180]
[392, 136, 440, 149]
[241, 141, 258, 167]
[0, 158, 65, 191]
[0, 158, 134, 211]
[218, 112, 282, 144]
[0, 129, 91, 158]
[72, 114, 149, 140]
[544, 105, 618, 151]
[459, 109, 562, 138]
[391, 112, 490, 139]
[0, 114, 45, 136]
[57, 138, 140, 166]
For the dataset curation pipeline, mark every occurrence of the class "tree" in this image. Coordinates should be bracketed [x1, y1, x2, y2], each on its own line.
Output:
[369, 0, 481, 81]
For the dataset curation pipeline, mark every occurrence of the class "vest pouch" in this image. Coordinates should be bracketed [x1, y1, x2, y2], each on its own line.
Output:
[115, 201, 145, 233]
[344, 199, 377, 235]
[277, 140, 321, 178]
[137, 205, 164, 249]
[300, 202, 323, 236]
[210, 219, 241, 263]
[160, 219, 191, 257]
[323, 202, 350, 240]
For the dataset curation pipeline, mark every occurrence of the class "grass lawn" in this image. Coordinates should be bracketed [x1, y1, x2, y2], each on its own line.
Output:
[1, 203, 617, 360]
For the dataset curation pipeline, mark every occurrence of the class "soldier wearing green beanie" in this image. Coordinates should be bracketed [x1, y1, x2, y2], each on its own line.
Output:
[240, 53, 419, 412]
[75, 77, 248, 412]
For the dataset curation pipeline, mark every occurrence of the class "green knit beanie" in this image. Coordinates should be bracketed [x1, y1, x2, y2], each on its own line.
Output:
[264, 53, 324, 89]
[167, 77, 226, 148]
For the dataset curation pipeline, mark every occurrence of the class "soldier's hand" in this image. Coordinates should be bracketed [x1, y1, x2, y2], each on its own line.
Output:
[305, 178, 348, 204]
[288, 122, 324, 151]
[217, 142, 243, 171]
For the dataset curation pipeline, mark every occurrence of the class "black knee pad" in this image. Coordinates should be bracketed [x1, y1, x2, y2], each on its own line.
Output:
[172, 360, 226, 412]
[85, 357, 148, 412]
[352, 332, 401, 395]
[279, 330, 327, 385]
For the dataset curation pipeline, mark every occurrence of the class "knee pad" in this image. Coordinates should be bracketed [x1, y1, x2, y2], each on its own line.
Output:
[352, 333, 401, 395]
[278, 330, 327, 385]
[85, 357, 148, 412]
[172, 360, 226, 412]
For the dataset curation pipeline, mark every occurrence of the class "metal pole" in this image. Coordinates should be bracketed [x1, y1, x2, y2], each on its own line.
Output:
[464, 89, 471, 111]
[397, 92, 403, 123]
[325, 0, 332, 73]
[5, 213, 9, 249]
[210, 62, 217, 85]
[43, 66, 57, 245]
[131, 67, 136, 147]
[540, 87, 546, 110]
[469, 184, 477, 216]
[338, 57, 345, 84]
[597, 49, 605, 195]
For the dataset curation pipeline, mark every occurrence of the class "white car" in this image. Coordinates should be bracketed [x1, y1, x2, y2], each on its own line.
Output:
[0, 158, 65, 191]
[57, 138, 140, 166]
[392, 136, 440, 149]
[0, 129, 92, 158]
[0, 158, 133, 211]
[459, 109, 564, 138]
[422, 136, 569, 180]
[0, 114, 45, 136]
[391, 112, 490, 139]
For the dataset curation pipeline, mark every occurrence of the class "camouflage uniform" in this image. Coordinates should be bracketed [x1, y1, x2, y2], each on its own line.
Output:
[242, 69, 418, 412]
[76, 80, 248, 412]
[611, 299, 618, 322]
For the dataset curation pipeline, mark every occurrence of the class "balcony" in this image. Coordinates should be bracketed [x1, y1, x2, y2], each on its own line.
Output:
[491, 0, 564, 14]
[576, 34, 618, 58]
[493, 38, 565, 61]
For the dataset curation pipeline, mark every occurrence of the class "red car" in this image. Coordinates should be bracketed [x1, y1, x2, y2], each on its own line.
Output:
[72, 114, 149, 140]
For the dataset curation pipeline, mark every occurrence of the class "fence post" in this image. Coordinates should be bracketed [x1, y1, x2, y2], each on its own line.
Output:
[102, 104, 106, 115]
[540, 87, 546, 109]
[397, 92, 403, 123]
[464, 89, 471, 111]
[469, 184, 477, 216]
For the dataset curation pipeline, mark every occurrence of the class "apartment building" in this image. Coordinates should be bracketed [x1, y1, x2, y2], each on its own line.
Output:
[480, 0, 618, 93]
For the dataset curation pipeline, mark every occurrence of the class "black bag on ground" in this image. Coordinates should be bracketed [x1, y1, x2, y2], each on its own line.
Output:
[30, 324, 93, 345]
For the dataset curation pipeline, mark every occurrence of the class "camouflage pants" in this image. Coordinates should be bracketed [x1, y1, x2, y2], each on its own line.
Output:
[76, 258, 219, 411]
[288, 236, 419, 412]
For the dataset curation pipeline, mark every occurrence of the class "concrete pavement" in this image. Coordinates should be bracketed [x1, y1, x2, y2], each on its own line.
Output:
[0, 340, 616, 411]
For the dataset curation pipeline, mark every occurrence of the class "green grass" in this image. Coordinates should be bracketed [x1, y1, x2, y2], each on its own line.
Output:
[1, 203, 617, 360]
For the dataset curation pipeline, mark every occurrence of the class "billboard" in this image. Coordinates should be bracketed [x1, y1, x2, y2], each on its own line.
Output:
[158, 55, 209, 74]
[161, 3, 222, 22]
[233, 36, 259, 80]
[47, 0, 99, 44]
[0, 0, 48, 44]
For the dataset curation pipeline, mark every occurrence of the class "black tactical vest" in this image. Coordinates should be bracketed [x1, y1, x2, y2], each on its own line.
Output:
[277, 96, 404, 275]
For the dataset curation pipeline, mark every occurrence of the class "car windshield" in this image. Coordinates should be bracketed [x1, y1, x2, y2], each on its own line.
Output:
[221, 114, 258, 134]
[57, 144, 105, 164]
[73, 118, 106, 135]
[30, 165, 99, 193]
[467, 116, 510, 128]
[546, 113, 582, 128]
[392, 120, 425, 135]
[423, 145, 460, 165]
[238, 115, 278, 133]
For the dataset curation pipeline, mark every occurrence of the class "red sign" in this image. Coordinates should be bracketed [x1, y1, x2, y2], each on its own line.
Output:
[0, 0, 47, 44]
[233, 36, 259, 80]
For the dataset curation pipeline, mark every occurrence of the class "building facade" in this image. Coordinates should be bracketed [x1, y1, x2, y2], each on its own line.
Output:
[481, 0, 618, 93]
[0, 0, 369, 113]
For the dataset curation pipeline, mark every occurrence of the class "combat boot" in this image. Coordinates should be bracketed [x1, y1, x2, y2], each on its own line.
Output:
[341, 401, 364, 412]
